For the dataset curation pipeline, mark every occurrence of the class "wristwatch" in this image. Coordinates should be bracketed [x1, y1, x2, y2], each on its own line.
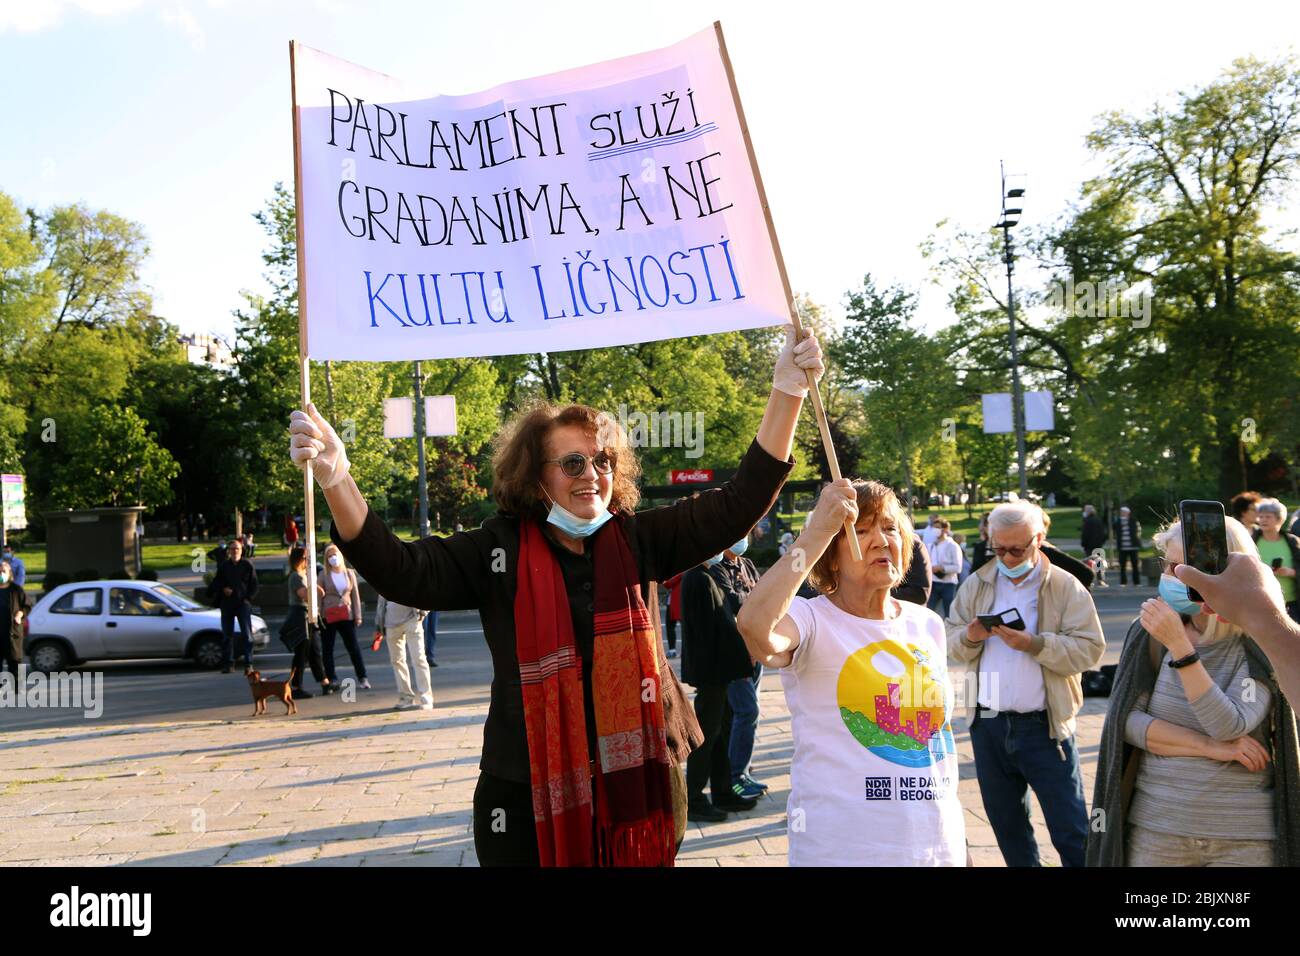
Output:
[1168, 650, 1201, 669]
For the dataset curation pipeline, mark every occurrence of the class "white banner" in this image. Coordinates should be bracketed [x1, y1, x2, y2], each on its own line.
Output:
[982, 391, 1055, 434]
[292, 25, 790, 361]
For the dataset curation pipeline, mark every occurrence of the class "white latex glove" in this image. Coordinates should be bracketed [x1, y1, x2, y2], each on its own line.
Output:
[288, 402, 351, 489]
[772, 325, 825, 397]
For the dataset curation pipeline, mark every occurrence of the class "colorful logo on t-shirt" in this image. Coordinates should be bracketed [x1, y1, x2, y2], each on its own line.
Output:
[836, 640, 955, 769]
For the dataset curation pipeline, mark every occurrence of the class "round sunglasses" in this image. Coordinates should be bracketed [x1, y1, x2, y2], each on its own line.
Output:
[544, 450, 616, 478]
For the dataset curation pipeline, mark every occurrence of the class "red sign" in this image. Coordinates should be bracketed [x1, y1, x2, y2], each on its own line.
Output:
[670, 469, 714, 484]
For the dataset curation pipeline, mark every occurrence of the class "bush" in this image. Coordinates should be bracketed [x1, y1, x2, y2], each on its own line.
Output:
[42, 572, 71, 593]
[137, 567, 159, 581]
[108, 568, 132, 580]
[747, 546, 781, 570]
[72, 568, 101, 582]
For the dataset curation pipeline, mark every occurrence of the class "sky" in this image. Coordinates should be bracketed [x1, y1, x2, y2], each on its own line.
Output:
[2, 0, 1298, 343]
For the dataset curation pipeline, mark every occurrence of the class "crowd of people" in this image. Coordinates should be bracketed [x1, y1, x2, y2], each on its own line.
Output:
[281, 327, 1300, 868]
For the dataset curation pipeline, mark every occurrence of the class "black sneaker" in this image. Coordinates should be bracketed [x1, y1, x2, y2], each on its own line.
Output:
[428, 660, 439, 668]
[687, 801, 727, 823]
[292, 688, 313, 699]
[321, 682, 337, 695]
[714, 793, 758, 812]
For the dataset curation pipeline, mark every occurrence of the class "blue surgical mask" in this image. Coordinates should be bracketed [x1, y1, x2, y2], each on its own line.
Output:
[542, 488, 613, 539]
[1158, 574, 1202, 616]
[996, 557, 1033, 578]
[704, 554, 724, 567]
[729, 537, 749, 557]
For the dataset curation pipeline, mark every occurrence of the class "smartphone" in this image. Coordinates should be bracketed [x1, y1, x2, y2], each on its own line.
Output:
[978, 609, 1027, 631]
[1179, 499, 1228, 604]
[1273, 558, 1284, 570]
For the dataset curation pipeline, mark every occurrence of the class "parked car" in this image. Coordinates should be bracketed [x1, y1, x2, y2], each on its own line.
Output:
[24, 580, 271, 673]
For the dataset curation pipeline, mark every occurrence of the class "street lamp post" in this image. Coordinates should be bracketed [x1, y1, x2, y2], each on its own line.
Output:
[413, 361, 430, 539]
[996, 162, 1029, 498]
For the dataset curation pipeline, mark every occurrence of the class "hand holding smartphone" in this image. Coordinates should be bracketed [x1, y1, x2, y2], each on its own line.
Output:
[1179, 500, 1228, 604]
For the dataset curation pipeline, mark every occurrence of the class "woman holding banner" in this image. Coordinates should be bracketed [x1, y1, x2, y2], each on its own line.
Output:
[736, 479, 967, 866]
[288, 329, 823, 867]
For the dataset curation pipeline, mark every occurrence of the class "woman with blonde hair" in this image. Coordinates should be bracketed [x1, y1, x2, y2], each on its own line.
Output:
[1088, 516, 1300, 866]
[288, 330, 823, 867]
[737, 478, 966, 866]
[320, 541, 368, 691]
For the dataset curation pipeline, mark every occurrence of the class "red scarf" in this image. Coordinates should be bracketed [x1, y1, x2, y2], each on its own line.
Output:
[514, 516, 676, 867]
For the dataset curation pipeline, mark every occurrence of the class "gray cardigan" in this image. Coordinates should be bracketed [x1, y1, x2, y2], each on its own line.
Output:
[1087, 619, 1300, 866]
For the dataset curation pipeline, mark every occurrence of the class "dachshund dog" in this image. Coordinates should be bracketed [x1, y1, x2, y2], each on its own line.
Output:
[247, 667, 298, 716]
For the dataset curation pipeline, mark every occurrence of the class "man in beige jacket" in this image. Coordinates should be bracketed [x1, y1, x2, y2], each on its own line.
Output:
[946, 501, 1105, 867]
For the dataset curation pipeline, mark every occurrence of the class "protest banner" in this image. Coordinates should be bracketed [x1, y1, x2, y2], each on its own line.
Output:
[290, 23, 860, 568]
[291, 25, 789, 359]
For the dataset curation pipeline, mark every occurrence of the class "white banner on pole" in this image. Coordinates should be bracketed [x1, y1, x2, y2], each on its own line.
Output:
[424, 395, 457, 436]
[383, 397, 415, 438]
[982, 391, 1055, 434]
[292, 26, 788, 361]
[1024, 390, 1055, 432]
[981, 393, 1013, 434]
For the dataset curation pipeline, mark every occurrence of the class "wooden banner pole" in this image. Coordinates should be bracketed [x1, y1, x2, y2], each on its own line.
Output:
[713, 21, 862, 561]
[290, 40, 320, 620]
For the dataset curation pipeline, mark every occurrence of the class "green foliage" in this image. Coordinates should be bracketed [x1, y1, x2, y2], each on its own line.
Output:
[924, 55, 1300, 508]
[55, 405, 179, 509]
[828, 275, 960, 505]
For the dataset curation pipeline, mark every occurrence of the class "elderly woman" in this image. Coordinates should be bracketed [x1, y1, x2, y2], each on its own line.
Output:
[736, 479, 966, 866]
[289, 331, 823, 867]
[1253, 498, 1300, 624]
[1088, 517, 1300, 866]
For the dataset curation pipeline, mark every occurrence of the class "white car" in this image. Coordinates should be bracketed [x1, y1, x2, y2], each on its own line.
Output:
[25, 580, 271, 673]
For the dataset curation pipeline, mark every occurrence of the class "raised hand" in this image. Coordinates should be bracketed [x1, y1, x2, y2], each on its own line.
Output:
[289, 402, 351, 489]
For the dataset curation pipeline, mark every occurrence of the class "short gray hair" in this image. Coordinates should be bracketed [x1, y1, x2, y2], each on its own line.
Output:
[1258, 498, 1288, 525]
[989, 501, 1045, 539]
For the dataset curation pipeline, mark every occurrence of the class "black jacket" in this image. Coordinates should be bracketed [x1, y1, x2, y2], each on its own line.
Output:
[681, 560, 757, 689]
[333, 438, 790, 784]
[892, 537, 932, 606]
[208, 558, 259, 608]
[1081, 513, 1108, 552]
[2, 583, 29, 660]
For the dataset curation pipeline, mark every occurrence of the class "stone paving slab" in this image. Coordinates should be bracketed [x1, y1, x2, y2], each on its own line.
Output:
[0, 664, 1109, 866]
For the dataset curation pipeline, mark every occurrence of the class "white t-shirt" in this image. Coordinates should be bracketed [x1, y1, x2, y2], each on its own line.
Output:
[928, 537, 964, 583]
[781, 595, 966, 866]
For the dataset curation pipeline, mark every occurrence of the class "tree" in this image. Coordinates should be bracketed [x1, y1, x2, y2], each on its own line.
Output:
[830, 275, 959, 510]
[1049, 56, 1300, 500]
[56, 405, 179, 509]
[425, 438, 488, 529]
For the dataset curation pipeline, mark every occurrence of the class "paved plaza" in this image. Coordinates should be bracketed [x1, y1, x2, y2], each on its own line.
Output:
[0, 590, 1141, 866]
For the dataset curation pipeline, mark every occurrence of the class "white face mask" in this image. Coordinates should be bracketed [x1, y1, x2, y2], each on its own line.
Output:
[328, 555, 342, 568]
